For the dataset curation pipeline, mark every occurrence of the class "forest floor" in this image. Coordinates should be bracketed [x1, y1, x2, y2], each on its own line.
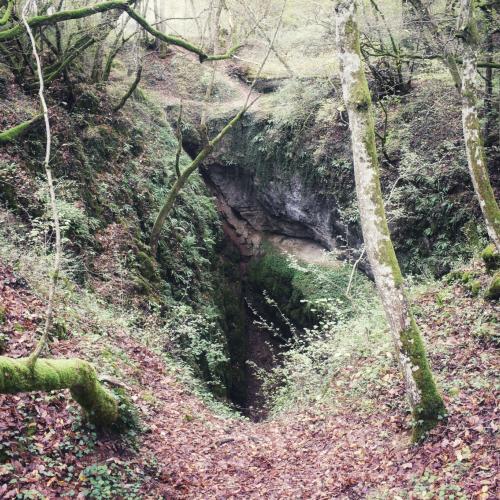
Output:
[0, 256, 498, 499]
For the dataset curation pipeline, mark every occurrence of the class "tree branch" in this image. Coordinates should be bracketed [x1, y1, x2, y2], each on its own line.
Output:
[149, 1, 286, 255]
[21, 0, 62, 371]
[0, 0, 14, 26]
[0, 114, 43, 143]
[113, 63, 142, 111]
[0, 0, 242, 63]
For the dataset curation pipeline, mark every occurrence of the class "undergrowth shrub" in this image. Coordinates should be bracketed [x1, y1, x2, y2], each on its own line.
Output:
[254, 291, 391, 415]
[247, 243, 372, 333]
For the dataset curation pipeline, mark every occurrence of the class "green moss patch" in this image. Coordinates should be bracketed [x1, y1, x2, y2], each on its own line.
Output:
[481, 244, 500, 271]
[484, 272, 500, 301]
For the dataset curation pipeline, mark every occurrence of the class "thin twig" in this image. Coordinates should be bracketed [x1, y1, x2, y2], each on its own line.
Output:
[174, 101, 183, 178]
[243, 0, 287, 110]
[346, 246, 365, 297]
[22, 0, 62, 370]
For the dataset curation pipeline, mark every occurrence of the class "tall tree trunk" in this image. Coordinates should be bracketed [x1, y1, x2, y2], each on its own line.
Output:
[334, 0, 445, 441]
[408, 0, 500, 252]
[458, 0, 500, 251]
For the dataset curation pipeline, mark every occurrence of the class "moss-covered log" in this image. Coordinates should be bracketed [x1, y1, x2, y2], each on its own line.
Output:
[0, 356, 118, 426]
[0, 114, 43, 143]
[334, 0, 445, 441]
[481, 244, 500, 271]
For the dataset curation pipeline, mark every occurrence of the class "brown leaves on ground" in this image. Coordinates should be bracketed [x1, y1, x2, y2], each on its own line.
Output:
[0, 259, 498, 498]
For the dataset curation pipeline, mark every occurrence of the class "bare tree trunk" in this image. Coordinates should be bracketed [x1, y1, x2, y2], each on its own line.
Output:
[457, 0, 500, 251]
[334, 0, 445, 441]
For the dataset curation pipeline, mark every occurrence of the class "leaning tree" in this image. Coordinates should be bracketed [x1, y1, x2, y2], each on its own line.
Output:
[334, 0, 446, 441]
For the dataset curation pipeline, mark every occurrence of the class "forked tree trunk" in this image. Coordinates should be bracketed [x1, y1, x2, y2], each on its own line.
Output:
[458, 0, 500, 251]
[334, 0, 445, 441]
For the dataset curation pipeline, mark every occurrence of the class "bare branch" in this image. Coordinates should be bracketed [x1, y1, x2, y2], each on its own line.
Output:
[21, 0, 62, 370]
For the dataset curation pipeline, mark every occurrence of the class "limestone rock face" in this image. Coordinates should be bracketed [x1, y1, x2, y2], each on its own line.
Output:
[203, 163, 351, 256]
[175, 108, 362, 262]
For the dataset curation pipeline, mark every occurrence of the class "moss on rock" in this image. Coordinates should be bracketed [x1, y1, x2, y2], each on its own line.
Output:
[481, 244, 500, 272]
[247, 244, 368, 332]
[484, 272, 500, 301]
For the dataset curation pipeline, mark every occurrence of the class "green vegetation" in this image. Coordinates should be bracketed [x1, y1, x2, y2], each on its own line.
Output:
[248, 243, 371, 331]
[228, 76, 489, 276]
[0, 115, 42, 144]
[481, 243, 500, 271]
[0, 0, 498, 496]
[485, 272, 500, 300]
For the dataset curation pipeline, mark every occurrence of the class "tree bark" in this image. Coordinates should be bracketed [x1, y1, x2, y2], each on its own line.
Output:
[334, 0, 445, 441]
[150, 107, 246, 255]
[457, 0, 500, 251]
[113, 63, 143, 111]
[0, 356, 118, 426]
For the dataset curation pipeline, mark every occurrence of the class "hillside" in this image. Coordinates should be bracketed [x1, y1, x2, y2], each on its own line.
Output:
[0, 248, 498, 497]
[0, 0, 499, 498]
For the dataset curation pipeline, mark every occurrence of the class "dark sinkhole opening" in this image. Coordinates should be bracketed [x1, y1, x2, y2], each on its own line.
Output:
[216, 231, 326, 422]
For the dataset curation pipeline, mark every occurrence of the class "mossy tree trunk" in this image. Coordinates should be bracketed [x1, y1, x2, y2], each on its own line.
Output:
[150, 107, 246, 255]
[408, 0, 500, 252]
[457, 0, 500, 251]
[0, 114, 43, 143]
[0, 356, 118, 426]
[334, 0, 445, 441]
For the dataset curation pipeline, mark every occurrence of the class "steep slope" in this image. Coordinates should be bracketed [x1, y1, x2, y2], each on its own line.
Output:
[141, 49, 496, 276]
[0, 255, 497, 498]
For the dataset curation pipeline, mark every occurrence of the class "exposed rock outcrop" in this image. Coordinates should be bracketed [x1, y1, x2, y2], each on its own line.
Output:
[177, 108, 363, 263]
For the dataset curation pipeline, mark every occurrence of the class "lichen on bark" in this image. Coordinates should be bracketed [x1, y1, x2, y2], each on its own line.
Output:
[458, 0, 500, 251]
[334, 0, 445, 440]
